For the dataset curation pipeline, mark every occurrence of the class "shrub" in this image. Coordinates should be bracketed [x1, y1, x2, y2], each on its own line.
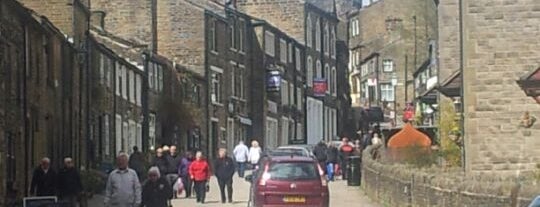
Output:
[80, 169, 107, 194]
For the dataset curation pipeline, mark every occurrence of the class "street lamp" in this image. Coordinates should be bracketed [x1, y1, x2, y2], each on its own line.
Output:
[391, 72, 398, 126]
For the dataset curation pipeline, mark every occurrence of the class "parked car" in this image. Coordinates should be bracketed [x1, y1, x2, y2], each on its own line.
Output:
[529, 196, 540, 207]
[245, 156, 329, 207]
[276, 145, 315, 158]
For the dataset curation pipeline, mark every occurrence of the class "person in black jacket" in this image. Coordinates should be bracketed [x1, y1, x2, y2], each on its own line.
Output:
[30, 157, 57, 196]
[57, 157, 83, 206]
[214, 148, 235, 203]
[326, 143, 339, 181]
[313, 141, 328, 174]
[142, 167, 173, 207]
[165, 145, 181, 196]
[152, 148, 169, 177]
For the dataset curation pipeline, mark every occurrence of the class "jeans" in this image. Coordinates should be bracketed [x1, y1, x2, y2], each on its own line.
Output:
[326, 163, 335, 181]
[217, 178, 233, 203]
[194, 180, 207, 203]
[181, 176, 193, 198]
[237, 162, 246, 177]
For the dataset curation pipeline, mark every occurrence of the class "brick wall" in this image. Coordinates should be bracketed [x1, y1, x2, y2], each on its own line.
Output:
[237, 0, 306, 44]
[91, 0, 153, 44]
[361, 149, 536, 207]
[461, 0, 540, 175]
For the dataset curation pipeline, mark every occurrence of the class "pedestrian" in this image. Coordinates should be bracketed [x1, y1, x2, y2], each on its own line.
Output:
[189, 151, 211, 204]
[30, 157, 57, 196]
[152, 148, 169, 177]
[339, 137, 354, 179]
[178, 151, 194, 198]
[141, 167, 173, 207]
[214, 148, 235, 203]
[57, 157, 83, 206]
[104, 153, 142, 207]
[233, 140, 249, 178]
[362, 129, 373, 148]
[248, 140, 262, 169]
[326, 142, 339, 181]
[129, 146, 146, 181]
[313, 140, 328, 174]
[166, 145, 181, 197]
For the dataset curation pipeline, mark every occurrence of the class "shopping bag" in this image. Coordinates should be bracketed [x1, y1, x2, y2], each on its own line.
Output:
[334, 164, 341, 176]
[173, 178, 184, 193]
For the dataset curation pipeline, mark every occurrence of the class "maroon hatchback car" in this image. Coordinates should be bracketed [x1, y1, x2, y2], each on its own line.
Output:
[246, 156, 330, 207]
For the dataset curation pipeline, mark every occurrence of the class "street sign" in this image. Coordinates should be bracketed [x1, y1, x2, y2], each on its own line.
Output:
[313, 78, 327, 97]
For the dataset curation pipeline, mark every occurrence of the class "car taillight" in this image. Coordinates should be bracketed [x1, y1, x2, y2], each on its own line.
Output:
[258, 164, 270, 186]
[317, 163, 328, 186]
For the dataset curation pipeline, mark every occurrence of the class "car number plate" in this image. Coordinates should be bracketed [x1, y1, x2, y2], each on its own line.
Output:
[283, 196, 306, 203]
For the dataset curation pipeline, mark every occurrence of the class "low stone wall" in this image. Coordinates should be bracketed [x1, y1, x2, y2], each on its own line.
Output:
[361, 148, 538, 207]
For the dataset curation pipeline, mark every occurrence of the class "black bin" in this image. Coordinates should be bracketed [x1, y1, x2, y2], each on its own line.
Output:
[347, 156, 361, 186]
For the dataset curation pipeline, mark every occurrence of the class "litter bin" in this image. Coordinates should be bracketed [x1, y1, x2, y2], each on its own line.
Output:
[347, 156, 361, 186]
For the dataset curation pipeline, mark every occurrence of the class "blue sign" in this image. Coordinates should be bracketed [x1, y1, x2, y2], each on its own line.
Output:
[267, 71, 281, 92]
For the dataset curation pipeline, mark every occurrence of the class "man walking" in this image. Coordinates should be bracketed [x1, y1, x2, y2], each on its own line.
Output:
[214, 148, 235, 203]
[233, 141, 249, 178]
[104, 153, 141, 207]
[313, 140, 328, 174]
[339, 137, 354, 179]
[166, 145, 181, 197]
[57, 157, 83, 206]
[152, 148, 169, 178]
[30, 157, 57, 196]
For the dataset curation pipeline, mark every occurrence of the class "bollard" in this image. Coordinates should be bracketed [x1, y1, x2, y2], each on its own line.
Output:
[347, 156, 361, 186]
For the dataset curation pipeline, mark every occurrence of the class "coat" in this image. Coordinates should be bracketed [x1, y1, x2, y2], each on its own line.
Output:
[152, 156, 169, 175]
[129, 151, 146, 175]
[57, 167, 83, 197]
[30, 167, 57, 196]
[326, 146, 339, 164]
[188, 159, 210, 181]
[104, 168, 142, 207]
[313, 143, 328, 162]
[141, 177, 173, 207]
[178, 157, 192, 178]
[165, 154, 181, 174]
[213, 156, 235, 180]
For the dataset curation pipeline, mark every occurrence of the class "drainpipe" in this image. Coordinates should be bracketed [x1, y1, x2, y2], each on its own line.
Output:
[458, 0, 466, 173]
[23, 24, 30, 197]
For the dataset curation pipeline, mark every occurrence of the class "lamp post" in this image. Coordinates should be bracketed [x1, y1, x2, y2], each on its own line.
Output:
[391, 72, 398, 126]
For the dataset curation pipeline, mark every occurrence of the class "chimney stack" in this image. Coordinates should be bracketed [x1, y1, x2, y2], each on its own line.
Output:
[91, 11, 106, 31]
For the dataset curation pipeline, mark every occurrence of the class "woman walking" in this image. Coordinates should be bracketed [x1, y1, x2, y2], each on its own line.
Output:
[248, 140, 262, 169]
[141, 167, 173, 207]
[178, 151, 194, 198]
[188, 151, 211, 204]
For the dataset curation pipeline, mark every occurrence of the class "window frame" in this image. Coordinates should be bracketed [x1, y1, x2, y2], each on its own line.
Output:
[307, 56, 313, 86]
[315, 18, 321, 52]
[306, 14, 312, 48]
[383, 59, 394, 72]
[265, 31, 276, 57]
[280, 39, 287, 63]
[381, 83, 395, 102]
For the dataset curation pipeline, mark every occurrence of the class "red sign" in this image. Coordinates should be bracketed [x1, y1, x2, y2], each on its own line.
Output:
[313, 78, 327, 97]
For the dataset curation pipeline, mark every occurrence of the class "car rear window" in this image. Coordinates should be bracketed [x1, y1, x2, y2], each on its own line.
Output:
[269, 149, 305, 157]
[267, 162, 319, 180]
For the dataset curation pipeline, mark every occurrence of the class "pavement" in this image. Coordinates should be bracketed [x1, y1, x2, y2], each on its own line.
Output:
[88, 171, 380, 207]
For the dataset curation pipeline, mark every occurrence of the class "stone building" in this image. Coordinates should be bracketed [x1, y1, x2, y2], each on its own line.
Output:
[238, 0, 341, 144]
[437, 0, 540, 175]
[1, 0, 91, 202]
[249, 19, 306, 149]
[347, 0, 437, 130]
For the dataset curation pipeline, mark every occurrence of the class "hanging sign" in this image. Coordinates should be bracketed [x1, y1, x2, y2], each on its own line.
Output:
[313, 78, 327, 97]
[267, 70, 281, 92]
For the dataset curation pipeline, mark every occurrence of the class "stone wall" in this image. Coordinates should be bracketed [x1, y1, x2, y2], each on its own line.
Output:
[437, 0, 460, 81]
[361, 149, 537, 207]
[461, 0, 540, 175]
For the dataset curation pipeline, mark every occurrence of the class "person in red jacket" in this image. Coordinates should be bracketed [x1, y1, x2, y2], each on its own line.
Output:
[189, 151, 211, 204]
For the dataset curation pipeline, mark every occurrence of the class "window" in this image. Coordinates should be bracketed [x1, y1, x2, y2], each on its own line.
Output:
[211, 71, 222, 104]
[232, 64, 245, 98]
[281, 117, 289, 144]
[383, 59, 394, 72]
[306, 14, 312, 47]
[331, 67, 337, 95]
[148, 63, 155, 90]
[209, 20, 217, 52]
[316, 18, 321, 52]
[281, 80, 289, 105]
[324, 64, 330, 93]
[289, 82, 294, 105]
[265, 31, 275, 56]
[316, 60, 322, 78]
[296, 123, 303, 141]
[280, 39, 287, 63]
[324, 23, 329, 55]
[239, 20, 245, 52]
[122, 66, 128, 99]
[307, 57, 313, 86]
[350, 19, 359, 37]
[137, 75, 142, 105]
[331, 28, 336, 58]
[351, 77, 358, 94]
[381, 83, 394, 101]
[265, 117, 279, 149]
[230, 18, 236, 50]
[227, 118, 234, 149]
[128, 120, 136, 153]
[295, 47, 301, 71]
[122, 122, 129, 153]
[104, 114, 110, 156]
[99, 54, 105, 84]
[136, 123, 142, 152]
[349, 50, 355, 70]
[129, 70, 135, 103]
[149, 113, 156, 149]
[296, 87, 302, 110]
[115, 115, 122, 155]
[158, 66, 163, 92]
[116, 63, 121, 96]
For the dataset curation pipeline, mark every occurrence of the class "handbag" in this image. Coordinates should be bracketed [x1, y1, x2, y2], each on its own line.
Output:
[174, 177, 184, 193]
[205, 183, 210, 192]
